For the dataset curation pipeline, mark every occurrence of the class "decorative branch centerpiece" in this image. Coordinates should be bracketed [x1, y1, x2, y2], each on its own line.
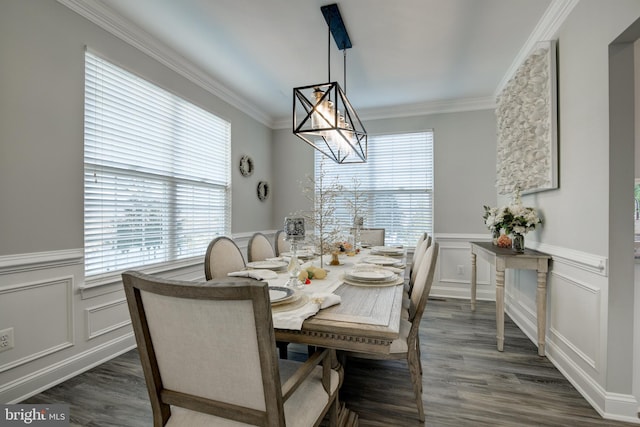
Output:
[483, 188, 542, 252]
[300, 158, 344, 266]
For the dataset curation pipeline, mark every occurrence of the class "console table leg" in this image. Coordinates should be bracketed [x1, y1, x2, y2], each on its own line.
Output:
[496, 268, 505, 352]
[471, 252, 477, 311]
[537, 271, 547, 356]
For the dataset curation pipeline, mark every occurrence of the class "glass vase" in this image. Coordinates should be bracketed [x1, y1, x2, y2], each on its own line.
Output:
[512, 233, 525, 253]
[492, 229, 501, 245]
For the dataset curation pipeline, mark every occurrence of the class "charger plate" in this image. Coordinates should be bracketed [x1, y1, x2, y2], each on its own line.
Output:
[271, 294, 310, 312]
[269, 287, 295, 304]
[362, 255, 403, 266]
[345, 268, 396, 282]
[247, 260, 288, 270]
[342, 276, 404, 288]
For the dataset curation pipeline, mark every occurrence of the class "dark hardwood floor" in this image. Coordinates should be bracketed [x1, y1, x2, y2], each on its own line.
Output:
[24, 298, 639, 426]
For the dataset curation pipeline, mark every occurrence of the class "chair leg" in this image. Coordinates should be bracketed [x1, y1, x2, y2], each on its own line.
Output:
[276, 341, 289, 359]
[407, 347, 425, 422]
[327, 395, 338, 427]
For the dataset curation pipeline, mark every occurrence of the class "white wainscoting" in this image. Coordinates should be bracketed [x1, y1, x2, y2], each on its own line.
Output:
[0, 230, 279, 403]
[0, 249, 137, 403]
[430, 233, 494, 301]
[430, 233, 638, 423]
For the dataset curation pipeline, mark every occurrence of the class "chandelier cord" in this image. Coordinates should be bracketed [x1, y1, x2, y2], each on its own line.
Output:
[343, 46, 347, 94]
[327, 26, 331, 83]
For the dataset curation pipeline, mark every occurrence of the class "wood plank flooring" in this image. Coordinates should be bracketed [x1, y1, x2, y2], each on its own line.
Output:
[23, 298, 639, 426]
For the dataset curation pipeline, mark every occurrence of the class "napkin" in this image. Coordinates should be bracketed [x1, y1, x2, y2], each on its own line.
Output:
[228, 269, 279, 280]
[272, 292, 341, 330]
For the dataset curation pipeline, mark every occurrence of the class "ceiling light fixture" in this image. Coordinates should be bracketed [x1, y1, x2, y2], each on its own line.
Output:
[293, 3, 367, 164]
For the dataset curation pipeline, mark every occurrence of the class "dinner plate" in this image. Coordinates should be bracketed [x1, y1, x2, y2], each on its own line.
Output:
[345, 268, 396, 282]
[370, 246, 404, 255]
[247, 260, 288, 270]
[342, 276, 404, 287]
[271, 294, 309, 312]
[269, 286, 295, 304]
[362, 256, 403, 266]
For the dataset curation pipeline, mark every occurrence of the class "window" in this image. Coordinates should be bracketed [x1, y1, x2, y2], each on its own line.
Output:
[314, 131, 433, 246]
[84, 51, 231, 279]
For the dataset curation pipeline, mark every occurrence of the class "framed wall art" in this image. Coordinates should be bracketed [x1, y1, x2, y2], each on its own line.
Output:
[495, 40, 558, 195]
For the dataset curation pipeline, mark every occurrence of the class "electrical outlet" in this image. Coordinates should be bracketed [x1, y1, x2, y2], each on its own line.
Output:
[456, 265, 464, 275]
[0, 328, 14, 353]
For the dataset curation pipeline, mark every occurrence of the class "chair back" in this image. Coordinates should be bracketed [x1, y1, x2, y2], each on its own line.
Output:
[274, 230, 290, 256]
[415, 232, 428, 252]
[248, 232, 276, 262]
[408, 242, 438, 324]
[204, 236, 245, 280]
[122, 271, 286, 426]
[408, 235, 431, 292]
[359, 228, 385, 246]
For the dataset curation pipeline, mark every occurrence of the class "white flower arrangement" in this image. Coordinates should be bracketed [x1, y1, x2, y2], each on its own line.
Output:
[483, 190, 542, 236]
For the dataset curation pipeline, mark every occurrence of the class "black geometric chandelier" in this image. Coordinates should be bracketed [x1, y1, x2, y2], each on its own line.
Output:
[293, 3, 367, 164]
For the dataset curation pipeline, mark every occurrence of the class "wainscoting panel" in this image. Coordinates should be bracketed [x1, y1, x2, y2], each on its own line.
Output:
[0, 276, 74, 373]
[430, 234, 495, 301]
[548, 270, 601, 369]
[85, 299, 131, 340]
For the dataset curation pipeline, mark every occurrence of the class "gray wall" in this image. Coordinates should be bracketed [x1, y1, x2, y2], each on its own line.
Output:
[0, 0, 274, 258]
[272, 109, 498, 235]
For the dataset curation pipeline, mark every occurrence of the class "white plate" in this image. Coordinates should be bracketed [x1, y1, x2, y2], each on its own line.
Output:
[269, 286, 294, 304]
[246, 260, 288, 270]
[362, 256, 402, 266]
[370, 246, 404, 254]
[346, 269, 396, 282]
[343, 276, 403, 287]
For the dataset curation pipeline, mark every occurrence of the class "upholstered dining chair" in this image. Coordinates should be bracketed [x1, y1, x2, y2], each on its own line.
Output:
[122, 271, 340, 427]
[248, 232, 276, 262]
[358, 228, 385, 246]
[346, 243, 438, 422]
[204, 236, 245, 280]
[274, 230, 290, 257]
[406, 234, 432, 296]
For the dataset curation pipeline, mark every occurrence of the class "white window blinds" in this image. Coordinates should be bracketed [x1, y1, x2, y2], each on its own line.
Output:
[84, 51, 231, 278]
[315, 131, 433, 246]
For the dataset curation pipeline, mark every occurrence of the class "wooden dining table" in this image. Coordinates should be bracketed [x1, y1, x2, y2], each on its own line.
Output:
[268, 248, 406, 355]
[265, 248, 406, 427]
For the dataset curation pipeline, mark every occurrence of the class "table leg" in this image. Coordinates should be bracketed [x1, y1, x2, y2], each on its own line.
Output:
[536, 271, 547, 356]
[470, 252, 477, 311]
[496, 268, 505, 352]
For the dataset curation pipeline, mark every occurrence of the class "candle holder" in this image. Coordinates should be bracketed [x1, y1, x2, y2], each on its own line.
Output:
[284, 217, 305, 288]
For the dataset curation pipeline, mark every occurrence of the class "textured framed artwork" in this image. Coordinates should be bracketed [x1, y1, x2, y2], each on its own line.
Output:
[495, 40, 558, 195]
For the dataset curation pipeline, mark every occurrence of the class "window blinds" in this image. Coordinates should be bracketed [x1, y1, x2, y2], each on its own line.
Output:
[84, 51, 231, 278]
[315, 131, 433, 246]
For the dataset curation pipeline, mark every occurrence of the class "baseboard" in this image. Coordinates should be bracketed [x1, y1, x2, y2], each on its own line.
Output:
[546, 340, 640, 424]
[1, 333, 136, 404]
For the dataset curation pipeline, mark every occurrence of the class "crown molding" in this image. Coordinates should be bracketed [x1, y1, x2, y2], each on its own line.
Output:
[272, 96, 496, 130]
[57, 0, 272, 127]
[494, 0, 579, 98]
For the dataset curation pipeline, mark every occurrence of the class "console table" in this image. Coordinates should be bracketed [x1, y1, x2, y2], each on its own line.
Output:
[470, 241, 551, 356]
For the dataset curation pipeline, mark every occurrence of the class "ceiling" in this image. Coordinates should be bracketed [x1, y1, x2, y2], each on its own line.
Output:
[64, 0, 574, 128]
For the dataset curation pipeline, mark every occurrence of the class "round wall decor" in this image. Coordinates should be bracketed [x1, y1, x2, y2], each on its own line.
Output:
[257, 181, 269, 201]
[239, 155, 254, 177]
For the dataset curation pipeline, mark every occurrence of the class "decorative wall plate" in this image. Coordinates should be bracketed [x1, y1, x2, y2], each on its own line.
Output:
[257, 181, 269, 201]
[239, 155, 254, 177]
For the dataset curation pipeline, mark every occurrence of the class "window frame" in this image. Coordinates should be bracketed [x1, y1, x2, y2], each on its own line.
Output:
[83, 50, 231, 284]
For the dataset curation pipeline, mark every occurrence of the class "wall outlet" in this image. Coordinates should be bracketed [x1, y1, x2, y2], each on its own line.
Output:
[456, 265, 464, 275]
[0, 328, 14, 353]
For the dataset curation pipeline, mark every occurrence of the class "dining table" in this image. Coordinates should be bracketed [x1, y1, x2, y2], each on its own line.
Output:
[239, 246, 407, 426]
[262, 247, 407, 354]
